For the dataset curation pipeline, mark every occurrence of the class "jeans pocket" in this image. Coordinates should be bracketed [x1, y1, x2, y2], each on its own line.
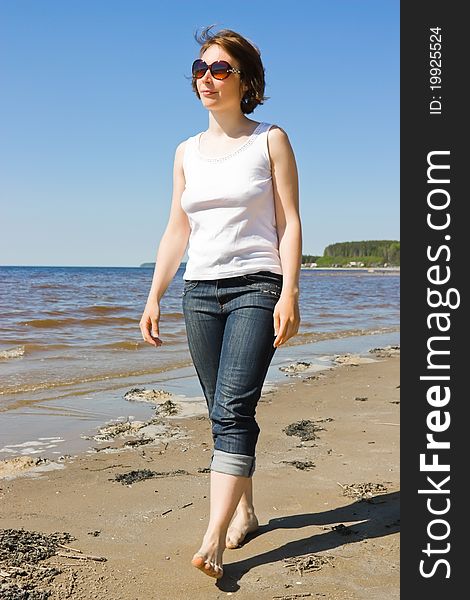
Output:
[181, 280, 200, 297]
[242, 272, 282, 296]
[242, 271, 282, 284]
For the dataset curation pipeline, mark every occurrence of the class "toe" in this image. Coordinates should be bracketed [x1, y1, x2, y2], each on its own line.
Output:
[192, 554, 223, 579]
[213, 564, 224, 579]
[226, 537, 239, 549]
[226, 528, 243, 548]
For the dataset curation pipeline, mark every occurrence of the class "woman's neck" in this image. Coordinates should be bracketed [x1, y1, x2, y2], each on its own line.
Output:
[206, 112, 258, 138]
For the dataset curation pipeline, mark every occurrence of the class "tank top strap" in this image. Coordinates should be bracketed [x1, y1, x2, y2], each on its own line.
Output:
[251, 122, 275, 166]
[182, 132, 200, 171]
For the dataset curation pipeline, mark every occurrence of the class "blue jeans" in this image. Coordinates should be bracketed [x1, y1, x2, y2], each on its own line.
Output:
[182, 271, 283, 478]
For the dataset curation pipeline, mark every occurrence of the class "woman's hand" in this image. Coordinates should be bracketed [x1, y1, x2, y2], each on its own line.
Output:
[140, 300, 163, 348]
[273, 292, 300, 348]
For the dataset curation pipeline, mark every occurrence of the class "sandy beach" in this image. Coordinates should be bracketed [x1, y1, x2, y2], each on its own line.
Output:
[1, 347, 400, 600]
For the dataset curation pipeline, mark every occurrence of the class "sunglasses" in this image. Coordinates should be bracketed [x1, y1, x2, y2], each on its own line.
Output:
[192, 59, 241, 80]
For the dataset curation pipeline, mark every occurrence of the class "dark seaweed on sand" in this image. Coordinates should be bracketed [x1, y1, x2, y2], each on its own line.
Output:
[332, 523, 358, 536]
[113, 468, 190, 485]
[283, 419, 325, 441]
[0, 529, 75, 567]
[0, 583, 53, 600]
[282, 460, 316, 470]
[0, 528, 75, 600]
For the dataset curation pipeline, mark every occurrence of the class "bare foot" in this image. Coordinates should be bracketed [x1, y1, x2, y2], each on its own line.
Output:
[226, 512, 259, 549]
[191, 552, 224, 580]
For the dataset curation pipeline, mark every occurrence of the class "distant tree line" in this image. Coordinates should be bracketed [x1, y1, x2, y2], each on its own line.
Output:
[142, 241, 400, 269]
[302, 240, 400, 267]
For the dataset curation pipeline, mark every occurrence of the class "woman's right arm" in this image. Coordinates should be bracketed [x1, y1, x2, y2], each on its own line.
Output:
[140, 140, 190, 347]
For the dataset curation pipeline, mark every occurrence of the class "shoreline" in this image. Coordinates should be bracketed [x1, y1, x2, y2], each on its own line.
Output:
[1, 347, 400, 599]
[0, 329, 399, 464]
[300, 267, 400, 274]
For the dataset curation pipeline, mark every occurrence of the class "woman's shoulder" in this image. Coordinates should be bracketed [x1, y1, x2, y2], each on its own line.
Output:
[265, 123, 288, 136]
[266, 123, 290, 148]
[174, 131, 200, 155]
[265, 124, 293, 166]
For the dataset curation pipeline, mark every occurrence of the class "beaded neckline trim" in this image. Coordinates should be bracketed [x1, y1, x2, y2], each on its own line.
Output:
[196, 122, 265, 162]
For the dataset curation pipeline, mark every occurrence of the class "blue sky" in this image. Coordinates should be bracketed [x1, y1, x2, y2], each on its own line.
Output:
[1, 0, 399, 267]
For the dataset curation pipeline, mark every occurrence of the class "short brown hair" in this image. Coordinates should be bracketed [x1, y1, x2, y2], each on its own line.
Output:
[190, 25, 269, 115]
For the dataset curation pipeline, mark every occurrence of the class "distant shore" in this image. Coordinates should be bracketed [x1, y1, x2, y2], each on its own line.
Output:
[139, 263, 401, 273]
[300, 266, 400, 274]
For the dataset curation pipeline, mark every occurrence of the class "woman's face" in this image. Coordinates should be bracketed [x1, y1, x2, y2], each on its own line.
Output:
[196, 45, 247, 112]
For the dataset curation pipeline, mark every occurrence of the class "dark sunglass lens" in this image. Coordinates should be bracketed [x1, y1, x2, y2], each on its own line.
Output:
[192, 60, 207, 79]
[211, 61, 230, 79]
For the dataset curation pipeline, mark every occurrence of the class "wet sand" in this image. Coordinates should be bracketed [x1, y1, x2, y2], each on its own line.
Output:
[0, 348, 399, 600]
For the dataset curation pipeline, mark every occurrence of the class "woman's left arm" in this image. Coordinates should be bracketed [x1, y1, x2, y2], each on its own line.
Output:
[268, 126, 302, 348]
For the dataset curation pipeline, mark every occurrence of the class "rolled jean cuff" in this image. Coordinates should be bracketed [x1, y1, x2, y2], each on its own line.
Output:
[211, 449, 256, 477]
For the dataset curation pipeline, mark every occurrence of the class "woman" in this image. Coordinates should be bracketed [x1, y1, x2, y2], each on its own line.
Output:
[140, 26, 302, 580]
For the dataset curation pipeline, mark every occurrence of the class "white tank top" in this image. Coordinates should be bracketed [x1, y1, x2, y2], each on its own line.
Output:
[180, 121, 282, 280]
